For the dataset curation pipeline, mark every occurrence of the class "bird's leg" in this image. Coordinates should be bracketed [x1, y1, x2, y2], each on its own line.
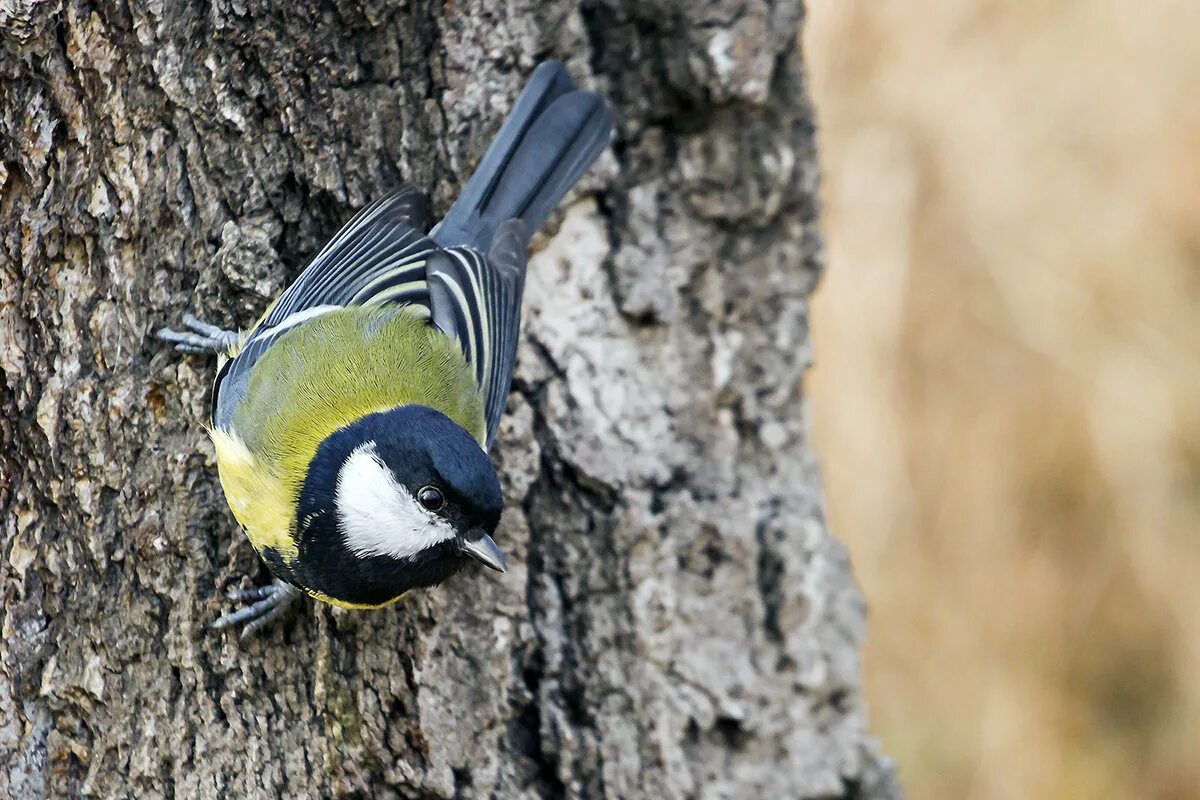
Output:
[157, 313, 240, 355]
[211, 579, 302, 639]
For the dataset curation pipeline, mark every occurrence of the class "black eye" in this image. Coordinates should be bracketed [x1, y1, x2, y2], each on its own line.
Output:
[417, 486, 444, 511]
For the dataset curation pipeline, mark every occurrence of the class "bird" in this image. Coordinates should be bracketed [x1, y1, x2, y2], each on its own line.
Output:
[158, 61, 613, 637]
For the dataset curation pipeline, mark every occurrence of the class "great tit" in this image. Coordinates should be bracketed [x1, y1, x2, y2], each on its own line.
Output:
[159, 62, 613, 636]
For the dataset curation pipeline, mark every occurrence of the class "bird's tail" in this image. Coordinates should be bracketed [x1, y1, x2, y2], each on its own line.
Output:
[432, 61, 613, 249]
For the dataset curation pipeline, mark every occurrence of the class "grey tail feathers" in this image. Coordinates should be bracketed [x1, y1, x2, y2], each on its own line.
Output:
[432, 61, 613, 250]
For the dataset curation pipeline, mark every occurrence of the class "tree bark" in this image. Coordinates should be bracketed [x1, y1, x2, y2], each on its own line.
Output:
[0, 1, 899, 797]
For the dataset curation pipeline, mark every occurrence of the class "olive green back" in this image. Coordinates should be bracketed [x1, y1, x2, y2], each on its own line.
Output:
[230, 305, 486, 497]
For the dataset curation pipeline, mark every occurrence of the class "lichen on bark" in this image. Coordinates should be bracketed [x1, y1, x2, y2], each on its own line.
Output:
[0, 1, 899, 797]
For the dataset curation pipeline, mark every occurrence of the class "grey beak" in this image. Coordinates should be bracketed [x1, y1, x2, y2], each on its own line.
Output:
[461, 532, 507, 573]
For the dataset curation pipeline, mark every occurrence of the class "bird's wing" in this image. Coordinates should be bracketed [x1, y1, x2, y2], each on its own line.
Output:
[212, 186, 438, 429]
[264, 186, 437, 320]
[427, 219, 528, 449]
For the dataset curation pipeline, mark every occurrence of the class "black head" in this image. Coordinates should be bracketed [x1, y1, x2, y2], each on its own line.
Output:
[290, 405, 505, 607]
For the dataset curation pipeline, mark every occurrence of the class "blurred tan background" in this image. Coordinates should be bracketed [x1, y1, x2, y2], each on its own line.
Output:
[804, 2, 1200, 798]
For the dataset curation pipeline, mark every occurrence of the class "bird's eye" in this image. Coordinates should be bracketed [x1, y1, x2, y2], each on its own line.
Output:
[417, 486, 445, 511]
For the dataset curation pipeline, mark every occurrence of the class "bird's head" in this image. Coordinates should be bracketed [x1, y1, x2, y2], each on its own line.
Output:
[294, 405, 505, 606]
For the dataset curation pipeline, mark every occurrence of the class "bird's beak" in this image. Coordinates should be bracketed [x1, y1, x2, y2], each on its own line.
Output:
[461, 532, 507, 573]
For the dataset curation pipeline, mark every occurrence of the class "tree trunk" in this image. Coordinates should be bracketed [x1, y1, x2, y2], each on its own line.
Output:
[0, 1, 899, 797]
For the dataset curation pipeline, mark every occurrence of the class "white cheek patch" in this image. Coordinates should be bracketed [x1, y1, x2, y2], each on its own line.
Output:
[335, 442, 458, 560]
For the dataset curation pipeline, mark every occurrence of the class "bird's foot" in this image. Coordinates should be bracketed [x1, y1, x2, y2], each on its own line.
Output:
[211, 579, 301, 639]
[157, 314, 240, 355]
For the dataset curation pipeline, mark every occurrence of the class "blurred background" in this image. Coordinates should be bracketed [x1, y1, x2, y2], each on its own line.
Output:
[804, 2, 1200, 798]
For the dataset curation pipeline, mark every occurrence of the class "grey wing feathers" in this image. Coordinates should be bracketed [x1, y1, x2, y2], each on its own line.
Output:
[427, 219, 528, 448]
[211, 186, 438, 429]
[264, 186, 436, 321]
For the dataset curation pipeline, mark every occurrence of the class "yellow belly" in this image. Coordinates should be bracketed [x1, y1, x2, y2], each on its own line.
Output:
[210, 426, 298, 563]
[304, 588, 411, 609]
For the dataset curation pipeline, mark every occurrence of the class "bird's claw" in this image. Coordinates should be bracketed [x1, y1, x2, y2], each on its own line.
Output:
[211, 579, 301, 639]
[157, 313, 240, 355]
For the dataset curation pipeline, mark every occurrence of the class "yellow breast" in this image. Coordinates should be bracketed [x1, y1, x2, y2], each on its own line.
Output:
[209, 427, 298, 563]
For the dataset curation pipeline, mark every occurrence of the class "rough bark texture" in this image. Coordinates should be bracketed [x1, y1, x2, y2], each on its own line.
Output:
[0, 1, 899, 798]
